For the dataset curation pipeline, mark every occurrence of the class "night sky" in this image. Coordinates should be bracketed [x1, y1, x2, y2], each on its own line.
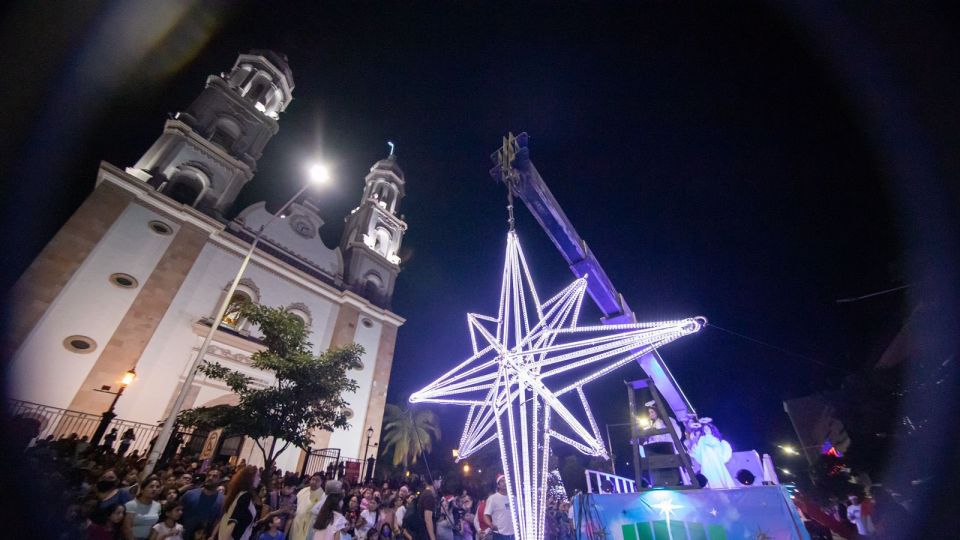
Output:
[5, 2, 957, 477]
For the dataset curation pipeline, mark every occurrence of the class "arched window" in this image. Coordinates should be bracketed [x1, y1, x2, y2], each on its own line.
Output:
[249, 79, 270, 101]
[228, 64, 254, 88]
[162, 168, 208, 207]
[286, 302, 313, 328]
[166, 179, 201, 206]
[386, 184, 399, 213]
[361, 272, 383, 301]
[221, 291, 252, 330]
[244, 74, 276, 112]
[210, 116, 242, 151]
[377, 183, 395, 210]
[263, 88, 283, 117]
[373, 227, 392, 256]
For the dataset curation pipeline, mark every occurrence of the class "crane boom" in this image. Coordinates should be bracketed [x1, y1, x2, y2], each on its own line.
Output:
[490, 132, 698, 421]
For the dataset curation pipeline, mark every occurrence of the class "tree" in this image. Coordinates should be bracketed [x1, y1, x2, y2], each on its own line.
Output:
[178, 301, 363, 472]
[380, 403, 441, 469]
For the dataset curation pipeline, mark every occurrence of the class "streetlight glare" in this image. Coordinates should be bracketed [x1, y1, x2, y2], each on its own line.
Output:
[308, 162, 330, 184]
[778, 444, 800, 456]
[121, 370, 136, 387]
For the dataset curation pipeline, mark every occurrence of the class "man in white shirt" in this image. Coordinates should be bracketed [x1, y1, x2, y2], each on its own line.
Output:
[483, 475, 515, 540]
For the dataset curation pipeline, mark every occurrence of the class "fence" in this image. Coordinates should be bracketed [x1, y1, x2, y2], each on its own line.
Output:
[300, 449, 366, 483]
[8, 399, 163, 456]
[584, 468, 637, 494]
[301, 448, 341, 477]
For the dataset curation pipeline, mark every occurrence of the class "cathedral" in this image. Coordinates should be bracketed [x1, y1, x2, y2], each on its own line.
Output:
[7, 50, 407, 473]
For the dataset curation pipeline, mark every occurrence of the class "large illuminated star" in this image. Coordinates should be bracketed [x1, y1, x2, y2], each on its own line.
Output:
[410, 231, 705, 540]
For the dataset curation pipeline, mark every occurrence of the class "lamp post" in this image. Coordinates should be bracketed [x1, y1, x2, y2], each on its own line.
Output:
[361, 426, 379, 483]
[90, 369, 137, 447]
[142, 162, 331, 478]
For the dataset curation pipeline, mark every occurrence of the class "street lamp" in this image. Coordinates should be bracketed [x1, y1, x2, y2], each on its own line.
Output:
[142, 162, 331, 478]
[778, 444, 800, 456]
[463, 463, 471, 474]
[90, 369, 136, 446]
[361, 426, 377, 483]
[452, 448, 459, 459]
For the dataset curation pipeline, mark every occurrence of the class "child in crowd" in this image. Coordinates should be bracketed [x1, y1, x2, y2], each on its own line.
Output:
[149, 500, 184, 540]
[86, 502, 126, 540]
[258, 515, 287, 540]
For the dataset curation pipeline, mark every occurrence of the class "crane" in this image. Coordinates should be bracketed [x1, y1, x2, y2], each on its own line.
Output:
[489, 132, 698, 423]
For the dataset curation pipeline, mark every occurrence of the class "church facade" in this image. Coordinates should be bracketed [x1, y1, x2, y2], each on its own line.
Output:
[7, 51, 407, 473]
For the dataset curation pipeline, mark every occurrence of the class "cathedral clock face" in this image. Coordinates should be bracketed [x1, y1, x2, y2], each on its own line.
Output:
[289, 215, 316, 239]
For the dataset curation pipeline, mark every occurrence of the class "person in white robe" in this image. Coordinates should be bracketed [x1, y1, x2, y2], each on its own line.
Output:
[290, 474, 326, 540]
[688, 421, 737, 489]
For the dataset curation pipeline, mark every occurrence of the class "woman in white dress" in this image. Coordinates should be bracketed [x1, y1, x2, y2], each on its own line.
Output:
[688, 420, 737, 489]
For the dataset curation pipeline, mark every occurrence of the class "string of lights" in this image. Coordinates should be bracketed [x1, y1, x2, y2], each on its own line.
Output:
[410, 230, 705, 540]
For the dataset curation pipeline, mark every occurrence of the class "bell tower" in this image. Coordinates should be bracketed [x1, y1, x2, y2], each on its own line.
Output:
[127, 50, 294, 220]
[340, 148, 407, 307]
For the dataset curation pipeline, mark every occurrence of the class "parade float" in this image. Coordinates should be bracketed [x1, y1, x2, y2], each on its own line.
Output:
[411, 134, 809, 540]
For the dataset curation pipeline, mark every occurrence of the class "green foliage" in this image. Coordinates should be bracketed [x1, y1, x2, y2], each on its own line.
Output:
[180, 300, 363, 468]
[380, 403, 441, 469]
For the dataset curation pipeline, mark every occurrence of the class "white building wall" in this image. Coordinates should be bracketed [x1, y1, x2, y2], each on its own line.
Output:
[115, 239, 361, 460]
[9, 204, 178, 408]
[326, 313, 383, 458]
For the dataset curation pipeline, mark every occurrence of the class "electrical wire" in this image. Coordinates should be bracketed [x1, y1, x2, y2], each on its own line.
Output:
[835, 283, 911, 303]
[708, 324, 846, 372]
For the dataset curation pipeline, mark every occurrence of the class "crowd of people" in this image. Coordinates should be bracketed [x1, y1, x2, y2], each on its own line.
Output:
[20, 432, 578, 540]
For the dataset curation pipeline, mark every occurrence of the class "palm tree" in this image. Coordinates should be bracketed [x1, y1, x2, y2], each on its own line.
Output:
[381, 403, 441, 469]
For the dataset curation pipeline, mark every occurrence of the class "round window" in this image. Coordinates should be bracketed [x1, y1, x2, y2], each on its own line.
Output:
[63, 335, 97, 354]
[148, 220, 173, 235]
[289, 215, 317, 239]
[342, 407, 354, 419]
[109, 273, 139, 289]
[361, 317, 374, 328]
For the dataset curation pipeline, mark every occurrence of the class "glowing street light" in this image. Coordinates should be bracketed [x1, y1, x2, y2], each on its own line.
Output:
[307, 162, 331, 184]
[463, 463, 471, 474]
[452, 448, 460, 458]
[90, 368, 137, 447]
[143, 157, 333, 478]
[778, 444, 800, 456]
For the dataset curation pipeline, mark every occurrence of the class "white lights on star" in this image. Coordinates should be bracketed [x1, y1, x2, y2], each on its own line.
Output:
[410, 231, 705, 540]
